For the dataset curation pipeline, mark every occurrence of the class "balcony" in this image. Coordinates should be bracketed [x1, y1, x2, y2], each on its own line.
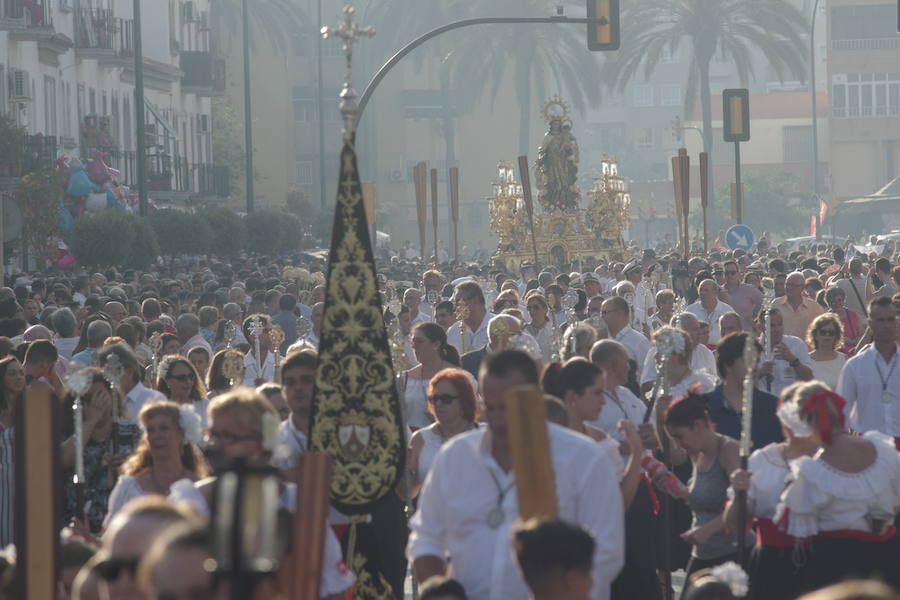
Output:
[180, 51, 226, 96]
[106, 151, 230, 198]
[1, 0, 51, 28]
[74, 8, 134, 64]
[0, 134, 58, 178]
[832, 38, 900, 51]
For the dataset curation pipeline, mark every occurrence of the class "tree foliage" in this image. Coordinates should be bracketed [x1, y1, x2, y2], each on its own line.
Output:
[147, 209, 212, 257]
[244, 210, 285, 255]
[68, 209, 159, 269]
[14, 170, 62, 265]
[200, 206, 246, 258]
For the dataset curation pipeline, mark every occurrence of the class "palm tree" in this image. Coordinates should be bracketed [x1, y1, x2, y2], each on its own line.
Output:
[439, 0, 603, 156]
[604, 0, 807, 197]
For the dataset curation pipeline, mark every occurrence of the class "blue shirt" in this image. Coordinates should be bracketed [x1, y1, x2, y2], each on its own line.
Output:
[271, 310, 298, 354]
[703, 384, 783, 451]
[70, 347, 97, 368]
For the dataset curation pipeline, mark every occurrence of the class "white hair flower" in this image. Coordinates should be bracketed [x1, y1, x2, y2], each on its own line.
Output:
[710, 561, 749, 598]
[776, 402, 813, 438]
[177, 404, 203, 447]
[261, 412, 280, 453]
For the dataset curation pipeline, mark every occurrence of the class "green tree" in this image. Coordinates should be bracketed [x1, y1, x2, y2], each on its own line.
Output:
[244, 210, 285, 255]
[14, 171, 62, 265]
[690, 171, 809, 237]
[200, 206, 246, 258]
[147, 209, 212, 257]
[604, 0, 807, 213]
[441, 0, 602, 155]
[69, 210, 159, 269]
[276, 211, 304, 253]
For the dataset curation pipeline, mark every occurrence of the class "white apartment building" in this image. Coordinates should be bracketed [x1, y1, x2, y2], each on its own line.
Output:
[0, 0, 227, 199]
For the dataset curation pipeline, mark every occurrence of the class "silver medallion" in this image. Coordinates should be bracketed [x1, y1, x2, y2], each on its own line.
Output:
[486, 506, 504, 529]
[883, 390, 892, 404]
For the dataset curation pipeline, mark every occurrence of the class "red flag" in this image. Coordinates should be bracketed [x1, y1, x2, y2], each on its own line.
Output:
[810, 215, 817, 236]
[819, 196, 828, 224]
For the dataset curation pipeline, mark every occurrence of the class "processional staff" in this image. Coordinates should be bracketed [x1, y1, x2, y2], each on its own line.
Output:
[737, 333, 758, 566]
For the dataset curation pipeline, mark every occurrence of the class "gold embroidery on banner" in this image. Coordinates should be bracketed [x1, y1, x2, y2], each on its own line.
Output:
[310, 139, 404, 512]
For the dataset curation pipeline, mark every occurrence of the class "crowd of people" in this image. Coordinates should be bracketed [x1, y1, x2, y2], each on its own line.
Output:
[0, 231, 899, 600]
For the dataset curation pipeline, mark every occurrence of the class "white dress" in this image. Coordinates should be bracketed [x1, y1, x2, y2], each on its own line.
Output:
[775, 431, 900, 538]
[810, 353, 846, 392]
[106, 475, 148, 521]
[399, 371, 433, 430]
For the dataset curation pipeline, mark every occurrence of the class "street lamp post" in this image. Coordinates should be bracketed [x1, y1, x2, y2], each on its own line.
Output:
[810, 0, 821, 239]
[133, 0, 147, 216]
[242, 0, 254, 213]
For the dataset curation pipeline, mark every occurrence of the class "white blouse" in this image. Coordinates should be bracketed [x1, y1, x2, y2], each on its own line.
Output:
[745, 444, 792, 520]
[775, 431, 900, 538]
[810, 353, 846, 392]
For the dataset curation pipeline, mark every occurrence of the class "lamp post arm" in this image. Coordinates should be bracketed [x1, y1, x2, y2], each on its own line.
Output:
[356, 16, 606, 126]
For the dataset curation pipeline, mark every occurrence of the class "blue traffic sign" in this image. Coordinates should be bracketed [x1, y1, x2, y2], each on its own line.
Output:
[725, 224, 755, 251]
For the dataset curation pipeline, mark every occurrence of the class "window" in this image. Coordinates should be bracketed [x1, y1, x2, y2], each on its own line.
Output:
[832, 73, 900, 118]
[43, 76, 57, 135]
[660, 45, 678, 64]
[77, 83, 85, 125]
[89, 87, 96, 115]
[123, 97, 132, 150]
[635, 127, 654, 149]
[660, 84, 681, 106]
[783, 125, 812, 163]
[831, 5, 898, 49]
[293, 99, 314, 122]
[295, 160, 313, 185]
[633, 85, 654, 107]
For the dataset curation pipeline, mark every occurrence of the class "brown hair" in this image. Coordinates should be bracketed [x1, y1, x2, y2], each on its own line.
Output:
[807, 313, 844, 351]
[156, 356, 207, 401]
[121, 401, 210, 478]
[426, 368, 477, 422]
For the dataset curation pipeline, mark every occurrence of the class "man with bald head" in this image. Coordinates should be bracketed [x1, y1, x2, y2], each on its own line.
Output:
[772, 271, 824, 339]
[686, 279, 734, 344]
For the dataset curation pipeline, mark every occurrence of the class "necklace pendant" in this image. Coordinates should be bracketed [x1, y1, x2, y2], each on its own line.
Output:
[883, 390, 892, 404]
[486, 506, 504, 529]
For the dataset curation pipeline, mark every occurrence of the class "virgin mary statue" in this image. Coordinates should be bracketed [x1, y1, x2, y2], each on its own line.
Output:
[535, 118, 580, 213]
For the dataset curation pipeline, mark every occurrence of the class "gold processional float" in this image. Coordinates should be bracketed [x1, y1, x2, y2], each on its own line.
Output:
[490, 96, 630, 271]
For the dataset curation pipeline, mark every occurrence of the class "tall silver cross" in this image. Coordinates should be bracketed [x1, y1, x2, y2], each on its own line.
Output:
[321, 5, 375, 133]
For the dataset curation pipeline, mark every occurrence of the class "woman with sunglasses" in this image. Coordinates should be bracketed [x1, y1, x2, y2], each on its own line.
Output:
[156, 355, 209, 428]
[406, 368, 478, 495]
[524, 292, 555, 364]
[807, 314, 847, 391]
[399, 322, 461, 431]
[106, 400, 210, 521]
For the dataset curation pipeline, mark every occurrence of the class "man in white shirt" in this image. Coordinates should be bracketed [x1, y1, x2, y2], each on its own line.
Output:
[639, 312, 717, 394]
[404, 288, 429, 324]
[447, 281, 495, 355]
[756, 308, 813, 397]
[838, 296, 900, 437]
[97, 342, 165, 423]
[686, 279, 734, 345]
[242, 313, 277, 385]
[589, 340, 646, 435]
[408, 349, 624, 600]
[601, 296, 650, 369]
[274, 350, 316, 472]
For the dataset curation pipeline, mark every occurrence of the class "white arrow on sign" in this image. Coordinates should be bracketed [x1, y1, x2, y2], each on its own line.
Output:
[731, 232, 749, 247]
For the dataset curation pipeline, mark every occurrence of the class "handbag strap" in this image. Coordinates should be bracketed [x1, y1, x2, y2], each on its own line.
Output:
[848, 278, 868, 318]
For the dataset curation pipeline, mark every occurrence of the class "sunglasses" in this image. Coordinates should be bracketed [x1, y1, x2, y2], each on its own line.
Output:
[527, 304, 545, 311]
[167, 373, 195, 382]
[96, 557, 140, 582]
[725, 270, 739, 275]
[429, 394, 458, 406]
[817, 329, 838, 336]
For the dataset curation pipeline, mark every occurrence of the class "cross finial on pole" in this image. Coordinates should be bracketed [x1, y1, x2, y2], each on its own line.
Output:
[321, 5, 375, 135]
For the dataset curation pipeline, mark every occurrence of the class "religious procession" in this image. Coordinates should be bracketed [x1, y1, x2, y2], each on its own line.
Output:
[3, 0, 900, 599]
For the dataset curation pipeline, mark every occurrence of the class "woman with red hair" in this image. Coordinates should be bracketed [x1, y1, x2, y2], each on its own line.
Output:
[406, 368, 478, 496]
[774, 382, 900, 592]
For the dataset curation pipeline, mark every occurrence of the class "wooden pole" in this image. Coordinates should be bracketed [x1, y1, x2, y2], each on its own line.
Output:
[678, 148, 690, 258]
[505, 385, 558, 520]
[449, 167, 460, 261]
[430, 167, 439, 264]
[671, 155, 684, 258]
[700, 152, 709, 253]
[14, 385, 61, 600]
[283, 453, 333, 599]
[413, 162, 427, 261]
[517, 156, 540, 269]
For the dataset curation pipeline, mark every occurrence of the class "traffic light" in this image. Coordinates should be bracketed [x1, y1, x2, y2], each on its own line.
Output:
[722, 88, 750, 142]
[587, 0, 620, 51]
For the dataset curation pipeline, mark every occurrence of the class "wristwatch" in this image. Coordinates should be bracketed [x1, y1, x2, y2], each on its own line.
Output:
[789, 358, 800, 368]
